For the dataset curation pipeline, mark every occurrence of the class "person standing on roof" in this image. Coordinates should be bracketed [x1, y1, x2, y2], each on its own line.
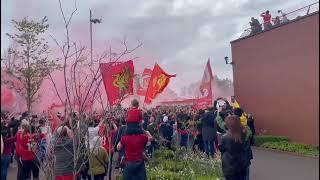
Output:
[278, 10, 289, 23]
[249, 17, 262, 35]
[261, 10, 272, 30]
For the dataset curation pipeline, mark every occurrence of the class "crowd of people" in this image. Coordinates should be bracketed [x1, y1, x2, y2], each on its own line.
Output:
[249, 9, 289, 35]
[1, 97, 256, 180]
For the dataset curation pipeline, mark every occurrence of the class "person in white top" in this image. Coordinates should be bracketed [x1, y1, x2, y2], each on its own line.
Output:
[278, 10, 289, 23]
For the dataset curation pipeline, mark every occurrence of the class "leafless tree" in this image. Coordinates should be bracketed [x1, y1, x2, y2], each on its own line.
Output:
[37, 0, 142, 179]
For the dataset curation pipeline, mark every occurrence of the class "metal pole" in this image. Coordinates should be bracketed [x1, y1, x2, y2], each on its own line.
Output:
[90, 10, 93, 64]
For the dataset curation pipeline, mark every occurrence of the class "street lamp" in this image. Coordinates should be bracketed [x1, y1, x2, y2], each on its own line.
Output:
[224, 56, 234, 65]
[90, 10, 102, 64]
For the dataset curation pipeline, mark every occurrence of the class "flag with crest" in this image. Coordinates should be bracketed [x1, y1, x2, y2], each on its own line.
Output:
[144, 64, 176, 104]
[100, 60, 134, 106]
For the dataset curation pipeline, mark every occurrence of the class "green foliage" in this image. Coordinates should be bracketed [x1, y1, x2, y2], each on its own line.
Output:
[254, 135, 289, 146]
[255, 135, 319, 157]
[147, 164, 195, 180]
[152, 148, 175, 160]
[260, 141, 319, 157]
[146, 148, 224, 180]
[195, 176, 219, 180]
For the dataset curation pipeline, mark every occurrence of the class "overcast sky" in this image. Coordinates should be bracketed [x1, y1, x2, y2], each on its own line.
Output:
[1, 0, 318, 93]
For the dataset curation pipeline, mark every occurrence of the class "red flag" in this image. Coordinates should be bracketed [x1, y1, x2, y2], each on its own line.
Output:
[194, 59, 214, 109]
[144, 64, 176, 104]
[100, 60, 134, 106]
[137, 68, 152, 96]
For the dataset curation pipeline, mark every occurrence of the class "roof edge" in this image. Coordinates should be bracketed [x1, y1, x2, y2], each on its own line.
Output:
[230, 11, 319, 44]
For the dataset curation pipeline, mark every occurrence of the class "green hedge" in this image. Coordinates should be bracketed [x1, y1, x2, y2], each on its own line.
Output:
[255, 135, 289, 146]
[116, 148, 223, 180]
[254, 135, 319, 157]
[260, 141, 319, 157]
[147, 148, 223, 180]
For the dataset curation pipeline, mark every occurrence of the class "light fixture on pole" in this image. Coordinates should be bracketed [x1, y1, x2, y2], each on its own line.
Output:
[90, 10, 102, 64]
[224, 56, 234, 65]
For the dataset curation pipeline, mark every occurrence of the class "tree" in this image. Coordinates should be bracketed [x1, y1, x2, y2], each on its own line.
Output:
[4, 16, 60, 114]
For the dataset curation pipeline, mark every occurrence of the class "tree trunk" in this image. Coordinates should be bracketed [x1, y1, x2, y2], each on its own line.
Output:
[27, 100, 32, 115]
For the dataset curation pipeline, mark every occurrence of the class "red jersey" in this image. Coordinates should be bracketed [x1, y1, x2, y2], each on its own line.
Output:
[15, 130, 23, 157]
[17, 131, 37, 161]
[3, 136, 16, 156]
[120, 134, 148, 161]
[99, 124, 116, 153]
[126, 108, 143, 123]
[261, 14, 271, 23]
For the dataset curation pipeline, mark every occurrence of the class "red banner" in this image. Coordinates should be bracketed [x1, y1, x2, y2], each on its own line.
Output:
[144, 64, 175, 104]
[137, 68, 152, 96]
[100, 60, 134, 106]
[194, 59, 214, 110]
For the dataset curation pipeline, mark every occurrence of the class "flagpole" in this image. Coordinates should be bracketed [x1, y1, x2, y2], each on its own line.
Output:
[90, 10, 93, 64]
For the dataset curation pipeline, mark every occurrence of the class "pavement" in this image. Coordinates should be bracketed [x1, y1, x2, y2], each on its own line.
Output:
[250, 147, 319, 180]
[6, 148, 319, 180]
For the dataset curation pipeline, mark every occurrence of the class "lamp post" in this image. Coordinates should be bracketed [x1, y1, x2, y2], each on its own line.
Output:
[224, 56, 234, 65]
[90, 10, 102, 64]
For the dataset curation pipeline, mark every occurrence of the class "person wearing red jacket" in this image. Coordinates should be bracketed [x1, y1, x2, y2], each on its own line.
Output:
[126, 99, 143, 124]
[15, 120, 29, 180]
[17, 120, 40, 180]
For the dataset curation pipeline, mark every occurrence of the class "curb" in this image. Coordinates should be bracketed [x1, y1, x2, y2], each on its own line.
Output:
[253, 146, 319, 159]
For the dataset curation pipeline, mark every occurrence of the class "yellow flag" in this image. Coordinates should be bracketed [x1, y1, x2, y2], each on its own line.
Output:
[240, 115, 247, 127]
[233, 100, 247, 127]
[233, 100, 240, 109]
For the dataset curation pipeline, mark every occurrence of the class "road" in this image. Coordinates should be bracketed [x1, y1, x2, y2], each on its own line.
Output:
[250, 147, 319, 180]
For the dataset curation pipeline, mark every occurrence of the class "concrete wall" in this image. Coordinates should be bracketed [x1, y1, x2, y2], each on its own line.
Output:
[231, 12, 319, 145]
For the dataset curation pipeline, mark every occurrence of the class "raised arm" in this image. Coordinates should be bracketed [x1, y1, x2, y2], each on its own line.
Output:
[213, 100, 218, 111]
[116, 141, 123, 151]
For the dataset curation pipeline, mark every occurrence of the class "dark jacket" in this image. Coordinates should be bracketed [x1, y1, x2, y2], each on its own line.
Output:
[159, 122, 173, 141]
[53, 137, 74, 176]
[218, 134, 247, 176]
[201, 111, 217, 141]
[114, 125, 126, 148]
[247, 117, 255, 135]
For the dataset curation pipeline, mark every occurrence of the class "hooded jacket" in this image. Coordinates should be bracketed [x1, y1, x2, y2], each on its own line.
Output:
[218, 134, 247, 176]
[88, 147, 108, 176]
[53, 136, 74, 176]
[201, 111, 217, 141]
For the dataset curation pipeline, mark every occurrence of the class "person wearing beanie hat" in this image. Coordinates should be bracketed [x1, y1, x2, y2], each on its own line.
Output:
[159, 115, 173, 149]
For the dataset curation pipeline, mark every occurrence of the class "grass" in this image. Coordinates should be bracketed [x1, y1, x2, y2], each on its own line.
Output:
[255, 135, 319, 157]
[147, 147, 224, 180]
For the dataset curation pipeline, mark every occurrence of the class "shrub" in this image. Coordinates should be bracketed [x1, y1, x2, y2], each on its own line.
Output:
[152, 148, 175, 160]
[146, 148, 223, 180]
[147, 165, 195, 180]
[254, 135, 289, 146]
[261, 141, 319, 157]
